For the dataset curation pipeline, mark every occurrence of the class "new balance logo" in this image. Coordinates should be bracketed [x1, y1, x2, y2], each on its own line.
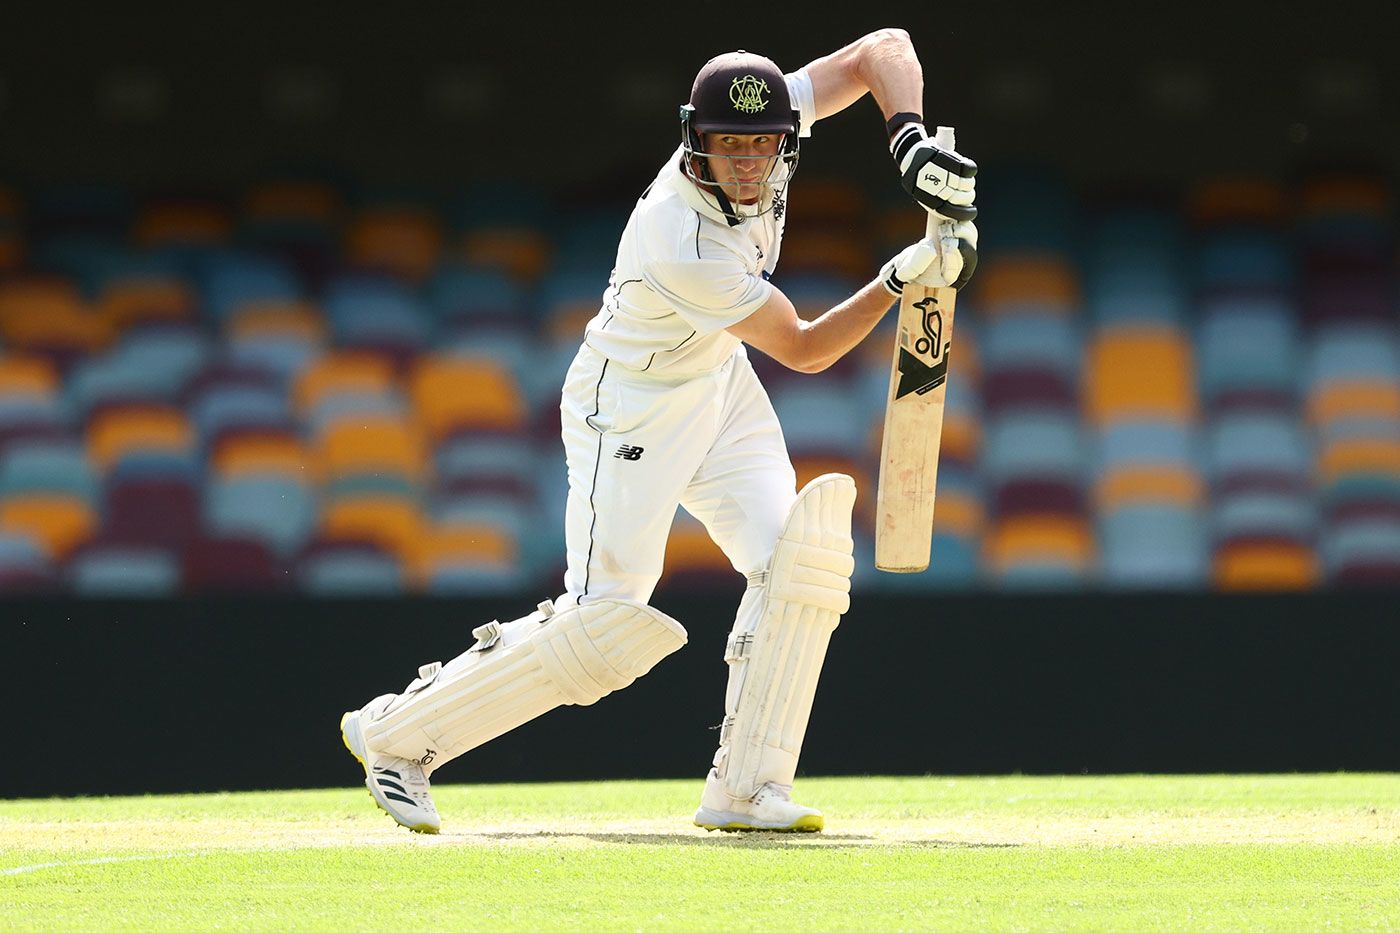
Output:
[614, 445, 645, 461]
[418, 749, 436, 766]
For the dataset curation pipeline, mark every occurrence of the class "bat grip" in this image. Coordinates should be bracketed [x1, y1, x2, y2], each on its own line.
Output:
[927, 125, 957, 241]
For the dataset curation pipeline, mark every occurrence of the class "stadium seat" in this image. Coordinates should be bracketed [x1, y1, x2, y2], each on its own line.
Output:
[0, 440, 98, 504]
[66, 542, 180, 595]
[459, 227, 551, 282]
[201, 252, 303, 322]
[183, 536, 285, 591]
[87, 404, 194, 471]
[1213, 538, 1318, 590]
[1086, 326, 1196, 426]
[344, 205, 443, 282]
[322, 274, 430, 365]
[298, 540, 406, 595]
[104, 476, 200, 549]
[973, 256, 1079, 317]
[409, 356, 527, 440]
[205, 475, 318, 557]
[0, 494, 97, 559]
[1197, 295, 1299, 412]
[983, 515, 1094, 586]
[134, 199, 232, 249]
[427, 263, 528, 325]
[318, 416, 426, 483]
[320, 495, 427, 569]
[294, 352, 397, 416]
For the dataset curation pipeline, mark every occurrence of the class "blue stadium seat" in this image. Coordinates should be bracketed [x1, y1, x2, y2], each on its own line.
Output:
[983, 412, 1086, 485]
[1098, 420, 1199, 470]
[427, 265, 527, 322]
[300, 550, 405, 594]
[768, 382, 865, 455]
[981, 315, 1083, 382]
[190, 385, 293, 441]
[1099, 504, 1207, 587]
[0, 441, 97, 503]
[1197, 296, 1299, 405]
[1213, 491, 1316, 541]
[1205, 414, 1311, 481]
[1321, 518, 1400, 580]
[67, 545, 180, 596]
[201, 253, 302, 321]
[323, 276, 430, 349]
[1197, 231, 1293, 292]
[205, 476, 317, 557]
[1306, 323, 1400, 389]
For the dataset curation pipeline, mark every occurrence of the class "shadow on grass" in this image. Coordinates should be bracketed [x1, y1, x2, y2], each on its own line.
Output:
[477, 831, 1020, 850]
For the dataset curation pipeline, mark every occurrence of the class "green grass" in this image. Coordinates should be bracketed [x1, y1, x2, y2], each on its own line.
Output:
[3, 775, 1399, 930]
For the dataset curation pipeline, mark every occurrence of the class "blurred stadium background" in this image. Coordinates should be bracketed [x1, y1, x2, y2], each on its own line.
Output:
[3, 5, 1398, 793]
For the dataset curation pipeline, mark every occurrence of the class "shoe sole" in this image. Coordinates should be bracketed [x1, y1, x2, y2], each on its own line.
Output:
[693, 808, 823, 833]
[340, 711, 439, 835]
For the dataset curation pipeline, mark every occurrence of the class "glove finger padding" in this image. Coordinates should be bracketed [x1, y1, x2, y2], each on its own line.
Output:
[898, 139, 978, 222]
[949, 219, 978, 291]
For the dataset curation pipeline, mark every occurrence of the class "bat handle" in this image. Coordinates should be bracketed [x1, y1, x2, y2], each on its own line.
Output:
[927, 125, 957, 239]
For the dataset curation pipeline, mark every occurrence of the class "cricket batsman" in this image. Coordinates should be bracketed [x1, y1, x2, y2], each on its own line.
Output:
[340, 28, 978, 833]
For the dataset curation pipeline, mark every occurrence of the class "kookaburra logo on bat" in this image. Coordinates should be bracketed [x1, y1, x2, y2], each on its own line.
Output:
[895, 296, 951, 400]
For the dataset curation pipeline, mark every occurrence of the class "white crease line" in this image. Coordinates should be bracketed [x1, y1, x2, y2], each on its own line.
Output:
[2, 851, 210, 877]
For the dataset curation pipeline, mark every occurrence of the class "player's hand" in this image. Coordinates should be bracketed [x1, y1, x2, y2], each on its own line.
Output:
[891, 124, 977, 222]
[880, 220, 978, 295]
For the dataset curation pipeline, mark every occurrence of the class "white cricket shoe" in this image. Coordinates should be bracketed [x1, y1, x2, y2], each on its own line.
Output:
[693, 768, 824, 833]
[340, 701, 440, 834]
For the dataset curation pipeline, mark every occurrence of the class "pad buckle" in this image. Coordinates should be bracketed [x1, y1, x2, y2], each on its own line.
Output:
[718, 715, 735, 745]
[470, 621, 504, 651]
[724, 632, 754, 662]
[406, 661, 442, 694]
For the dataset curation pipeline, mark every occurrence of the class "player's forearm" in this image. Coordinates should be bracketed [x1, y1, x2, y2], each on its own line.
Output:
[795, 279, 896, 373]
[852, 29, 923, 126]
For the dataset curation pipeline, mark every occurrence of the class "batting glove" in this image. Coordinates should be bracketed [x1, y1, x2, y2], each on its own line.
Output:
[880, 220, 979, 296]
[891, 123, 978, 223]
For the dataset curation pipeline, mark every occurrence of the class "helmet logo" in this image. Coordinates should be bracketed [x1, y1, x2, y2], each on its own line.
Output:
[729, 75, 770, 114]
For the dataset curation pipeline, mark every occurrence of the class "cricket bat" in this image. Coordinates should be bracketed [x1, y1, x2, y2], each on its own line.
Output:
[875, 125, 960, 573]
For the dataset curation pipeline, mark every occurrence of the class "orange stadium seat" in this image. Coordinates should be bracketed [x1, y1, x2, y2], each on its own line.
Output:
[779, 230, 873, 280]
[244, 181, 342, 226]
[983, 515, 1094, 574]
[1318, 438, 1400, 485]
[294, 353, 396, 415]
[0, 356, 59, 397]
[0, 495, 96, 559]
[1096, 465, 1204, 511]
[1301, 176, 1390, 219]
[227, 300, 327, 341]
[974, 256, 1079, 314]
[134, 201, 232, 247]
[932, 489, 984, 540]
[211, 433, 317, 481]
[87, 406, 194, 469]
[939, 409, 982, 465]
[345, 207, 444, 283]
[1214, 541, 1318, 590]
[1188, 178, 1287, 226]
[783, 178, 867, 227]
[661, 513, 733, 586]
[1307, 382, 1400, 425]
[1086, 327, 1196, 425]
[409, 356, 527, 439]
[0, 280, 112, 355]
[99, 280, 196, 330]
[417, 522, 518, 581]
[460, 227, 551, 281]
[318, 417, 426, 481]
[321, 496, 427, 567]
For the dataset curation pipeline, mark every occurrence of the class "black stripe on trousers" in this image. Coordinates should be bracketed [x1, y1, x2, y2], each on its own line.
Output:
[581, 357, 609, 599]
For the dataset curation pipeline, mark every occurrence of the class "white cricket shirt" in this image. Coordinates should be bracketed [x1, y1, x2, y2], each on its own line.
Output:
[580, 70, 817, 377]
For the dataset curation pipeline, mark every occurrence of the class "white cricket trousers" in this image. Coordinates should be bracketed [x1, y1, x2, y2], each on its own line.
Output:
[559, 343, 797, 604]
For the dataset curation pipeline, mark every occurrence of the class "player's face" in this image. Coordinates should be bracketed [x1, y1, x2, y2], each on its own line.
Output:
[702, 132, 782, 205]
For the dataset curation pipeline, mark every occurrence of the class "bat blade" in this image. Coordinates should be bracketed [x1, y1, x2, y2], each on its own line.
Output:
[874, 280, 957, 572]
